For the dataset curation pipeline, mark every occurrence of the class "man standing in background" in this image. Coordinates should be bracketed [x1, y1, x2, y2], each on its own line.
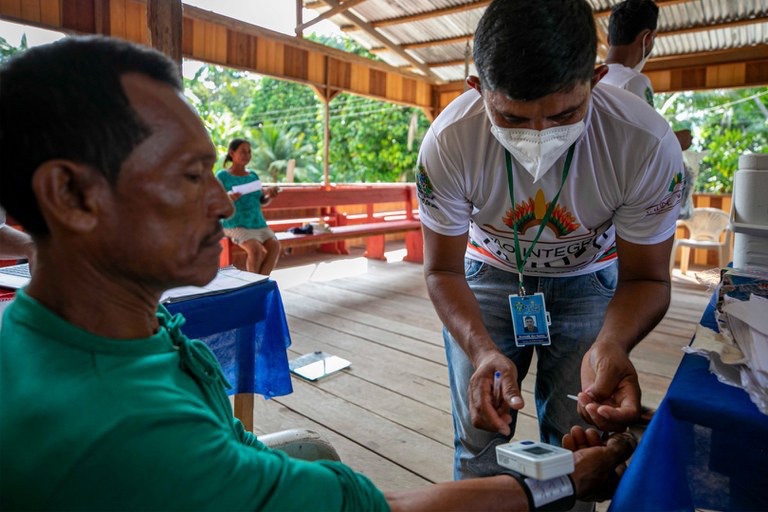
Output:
[602, 0, 658, 106]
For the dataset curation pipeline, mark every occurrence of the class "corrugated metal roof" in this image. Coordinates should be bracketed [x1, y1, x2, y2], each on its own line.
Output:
[306, 0, 768, 84]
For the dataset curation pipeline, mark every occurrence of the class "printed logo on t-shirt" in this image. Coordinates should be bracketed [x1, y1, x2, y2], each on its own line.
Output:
[644, 88, 654, 106]
[503, 189, 580, 238]
[470, 189, 615, 272]
[645, 174, 684, 216]
[416, 164, 439, 211]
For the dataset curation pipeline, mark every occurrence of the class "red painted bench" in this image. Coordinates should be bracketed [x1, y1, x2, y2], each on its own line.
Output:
[219, 184, 423, 266]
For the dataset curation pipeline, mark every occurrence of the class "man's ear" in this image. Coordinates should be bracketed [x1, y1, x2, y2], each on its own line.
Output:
[466, 75, 482, 94]
[591, 65, 609, 88]
[634, 28, 652, 46]
[31, 161, 109, 233]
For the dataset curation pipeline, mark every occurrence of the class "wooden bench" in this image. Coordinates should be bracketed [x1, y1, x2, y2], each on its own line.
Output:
[219, 184, 423, 266]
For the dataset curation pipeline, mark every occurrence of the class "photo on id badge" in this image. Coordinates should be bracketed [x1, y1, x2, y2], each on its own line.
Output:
[509, 292, 551, 347]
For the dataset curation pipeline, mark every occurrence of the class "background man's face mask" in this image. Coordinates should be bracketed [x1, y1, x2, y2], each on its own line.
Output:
[489, 119, 585, 182]
[633, 31, 654, 72]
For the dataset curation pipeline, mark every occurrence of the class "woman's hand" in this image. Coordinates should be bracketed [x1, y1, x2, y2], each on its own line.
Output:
[227, 191, 242, 202]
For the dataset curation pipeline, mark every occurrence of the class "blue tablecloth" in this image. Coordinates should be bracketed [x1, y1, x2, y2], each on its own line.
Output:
[166, 280, 293, 399]
[610, 294, 768, 511]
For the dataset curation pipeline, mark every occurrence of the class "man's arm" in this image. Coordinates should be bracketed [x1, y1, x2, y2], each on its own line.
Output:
[386, 427, 637, 511]
[422, 225, 524, 435]
[577, 234, 674, 431]
[0, 223, 34, 261]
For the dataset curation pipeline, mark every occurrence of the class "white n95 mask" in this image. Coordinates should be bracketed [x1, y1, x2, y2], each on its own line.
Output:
[490, 121, 585, 182]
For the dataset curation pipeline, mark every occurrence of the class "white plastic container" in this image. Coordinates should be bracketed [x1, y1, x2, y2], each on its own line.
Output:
[731, 154, 768, 270]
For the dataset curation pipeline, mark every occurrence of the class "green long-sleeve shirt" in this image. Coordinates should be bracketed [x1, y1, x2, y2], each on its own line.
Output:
[0, 290, 388, 511]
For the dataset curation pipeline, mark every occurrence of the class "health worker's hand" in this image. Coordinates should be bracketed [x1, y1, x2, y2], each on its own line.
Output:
[228, 191, 243, 201]
[469, 353, 524, 436]
[564, 426, 637, 502]
[577, 341, 641, 431]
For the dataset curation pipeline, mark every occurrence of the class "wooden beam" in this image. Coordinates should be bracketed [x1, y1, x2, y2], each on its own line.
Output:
[644, 45, 768, 72]
[426, 57, 472, 69]
[147, 0, 182, 66]
[657, 16, 768, 38]
[593, 0, 691, 17]
[400, 34, 473, 51]
[297, 0, 367, 32]
[316, 0, 440, 80]
[345, 0, 491, 30]
[186, 4, 432, 83]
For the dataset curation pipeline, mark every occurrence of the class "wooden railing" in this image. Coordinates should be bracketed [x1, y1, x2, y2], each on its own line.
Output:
[220, 183, 423, 266]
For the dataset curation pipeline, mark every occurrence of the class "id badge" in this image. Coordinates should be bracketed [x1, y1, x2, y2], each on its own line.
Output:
[509, 292, 552, 347]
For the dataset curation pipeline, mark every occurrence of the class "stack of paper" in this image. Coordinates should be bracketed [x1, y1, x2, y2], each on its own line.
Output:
[686, 268, 768, 414]
[160, 266, 269, 304]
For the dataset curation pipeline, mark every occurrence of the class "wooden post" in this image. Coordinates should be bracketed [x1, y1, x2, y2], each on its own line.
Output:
[295, 0, 303, 38]
[323, 100, 330, 189]
[147, 0, 183, 71]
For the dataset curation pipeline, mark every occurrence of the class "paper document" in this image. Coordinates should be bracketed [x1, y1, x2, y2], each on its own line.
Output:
[289, 351, 351, 381]
[0, 263, 30, 289]
[231, 180, 262, 195]
[160, 266, 268, 304]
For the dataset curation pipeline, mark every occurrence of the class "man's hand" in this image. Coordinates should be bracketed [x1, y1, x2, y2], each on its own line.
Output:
[564, 426, 637, 502]
[577, 341, 641, 431]
[469, 353, 525, 436]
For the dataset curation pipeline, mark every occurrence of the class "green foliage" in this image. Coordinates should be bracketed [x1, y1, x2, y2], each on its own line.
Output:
[0, 34, 27, 62]
[306, 33, 379, 60]
[656, 88, 768, 193]
[326, 94, 429, 182]
[250, 125, 321, 182]
[242, 77, 321, 133]
[184, 64, 262, 159]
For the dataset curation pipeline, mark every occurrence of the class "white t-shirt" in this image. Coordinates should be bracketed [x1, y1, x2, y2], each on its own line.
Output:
[416, 84, 684, 277]
[602, 63, 654, 106]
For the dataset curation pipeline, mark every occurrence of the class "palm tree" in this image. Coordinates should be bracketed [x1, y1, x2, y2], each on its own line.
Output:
[250, 125, 321, 183]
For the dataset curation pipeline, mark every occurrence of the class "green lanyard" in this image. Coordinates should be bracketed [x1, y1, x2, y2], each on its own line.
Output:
[504, 144, 575, 296]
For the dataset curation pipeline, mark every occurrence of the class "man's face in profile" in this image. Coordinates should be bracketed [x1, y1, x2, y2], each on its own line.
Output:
[94, 73, 233, 291]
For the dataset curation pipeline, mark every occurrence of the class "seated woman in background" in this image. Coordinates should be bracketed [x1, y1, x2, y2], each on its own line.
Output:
[216, 138, 281, 275]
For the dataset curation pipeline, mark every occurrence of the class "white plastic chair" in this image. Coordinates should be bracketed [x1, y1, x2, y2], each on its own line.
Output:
[259, 428, 341, 461]
[670, 207, 732, 275]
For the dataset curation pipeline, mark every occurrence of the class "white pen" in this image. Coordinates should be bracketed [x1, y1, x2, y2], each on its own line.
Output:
[493, 371, 502, 403]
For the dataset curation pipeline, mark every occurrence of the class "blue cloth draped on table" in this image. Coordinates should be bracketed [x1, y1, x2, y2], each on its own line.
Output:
[166, 279, 293, 398]
[610, 293, 768, 511]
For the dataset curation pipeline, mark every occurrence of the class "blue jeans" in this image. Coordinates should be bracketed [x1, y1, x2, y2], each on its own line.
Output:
[445, 259, 618, 479]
